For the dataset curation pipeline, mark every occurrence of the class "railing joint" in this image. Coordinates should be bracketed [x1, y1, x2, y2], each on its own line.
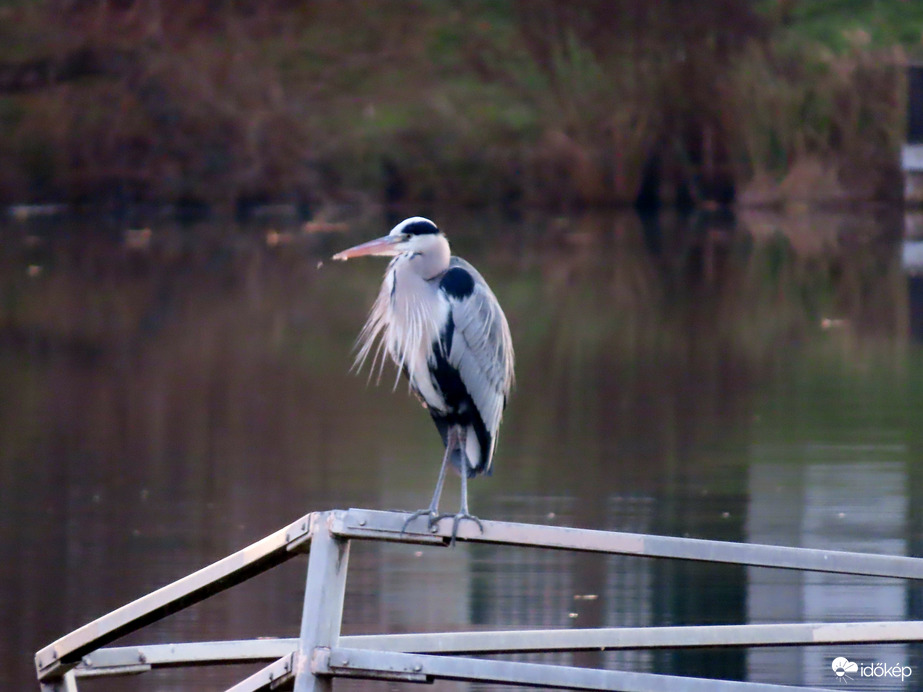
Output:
[285, 513, 315, 553]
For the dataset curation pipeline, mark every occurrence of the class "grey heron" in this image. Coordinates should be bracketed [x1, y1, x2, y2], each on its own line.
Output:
[333, 217, 514, 541]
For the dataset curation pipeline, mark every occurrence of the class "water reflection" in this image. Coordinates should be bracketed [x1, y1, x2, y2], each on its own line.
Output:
[2, 209, 922, 690]
[748, 456, 911, 688]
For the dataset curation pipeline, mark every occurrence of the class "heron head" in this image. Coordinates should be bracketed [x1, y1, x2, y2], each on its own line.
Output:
[332, 217, 446, 261]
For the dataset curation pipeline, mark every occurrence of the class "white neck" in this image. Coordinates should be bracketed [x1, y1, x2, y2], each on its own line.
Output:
[402, 233, 451, 280]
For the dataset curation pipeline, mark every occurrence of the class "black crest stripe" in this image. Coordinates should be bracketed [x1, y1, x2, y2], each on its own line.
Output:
[402, 219, 440, 235]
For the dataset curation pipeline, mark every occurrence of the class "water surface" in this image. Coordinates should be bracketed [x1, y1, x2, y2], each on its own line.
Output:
[2, 209, 921, 690]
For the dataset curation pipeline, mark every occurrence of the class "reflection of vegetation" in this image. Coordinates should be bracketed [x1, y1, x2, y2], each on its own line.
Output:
[500, 210, 909, 498]
[5, 210, 922, 691]
[0, 2, 918, 208]
[1, 211, 919, 692]
[517, 210, 905, 377]
[0, 211, 912, 513]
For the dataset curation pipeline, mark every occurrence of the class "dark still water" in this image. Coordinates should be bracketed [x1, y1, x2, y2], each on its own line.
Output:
[2, 208, 922, 690]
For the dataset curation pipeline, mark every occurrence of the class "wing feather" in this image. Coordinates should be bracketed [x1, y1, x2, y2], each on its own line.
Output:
[439, 258, 514, 454]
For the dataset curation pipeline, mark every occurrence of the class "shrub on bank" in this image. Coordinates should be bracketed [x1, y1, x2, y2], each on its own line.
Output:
[0, 1, 917, 211]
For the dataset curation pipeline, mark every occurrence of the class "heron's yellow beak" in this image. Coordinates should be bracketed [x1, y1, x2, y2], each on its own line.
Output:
[332, 235, 404, 261]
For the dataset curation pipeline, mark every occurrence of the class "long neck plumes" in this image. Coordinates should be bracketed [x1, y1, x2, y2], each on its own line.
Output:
[353, 235, 451, 387]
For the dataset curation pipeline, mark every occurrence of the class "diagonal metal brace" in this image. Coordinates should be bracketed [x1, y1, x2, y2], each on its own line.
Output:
[36, 512, 315, 682]
[225, 653, 295, 692]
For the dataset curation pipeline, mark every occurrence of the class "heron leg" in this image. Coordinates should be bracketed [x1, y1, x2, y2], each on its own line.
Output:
[401, 428, 456, 534]
[449, 428, 483, 545]
[459, 462, 471, 514]
[428, 431, 452, 516]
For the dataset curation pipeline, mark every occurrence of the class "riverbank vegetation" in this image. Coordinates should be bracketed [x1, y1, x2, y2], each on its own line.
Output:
[0, 1, 921, 212]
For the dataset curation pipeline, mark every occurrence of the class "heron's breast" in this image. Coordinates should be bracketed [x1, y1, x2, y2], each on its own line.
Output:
[385, 273, 450, 410]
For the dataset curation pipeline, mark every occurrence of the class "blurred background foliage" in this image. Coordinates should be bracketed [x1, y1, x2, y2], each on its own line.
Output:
[0, 0, 921, 211]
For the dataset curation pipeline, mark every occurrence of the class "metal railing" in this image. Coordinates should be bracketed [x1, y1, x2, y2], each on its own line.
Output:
[35, 508, 923, 691]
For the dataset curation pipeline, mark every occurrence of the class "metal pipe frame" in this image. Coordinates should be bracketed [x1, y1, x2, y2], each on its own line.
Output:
[34, 512, 314, 682]
[293, 513, 350, 692]
[316, 647, 834, 692]
[335, 508, 923, 579]
[73, 619, 923, 679]
[35, 508, 923, 691]
[232, 648, 836, 692]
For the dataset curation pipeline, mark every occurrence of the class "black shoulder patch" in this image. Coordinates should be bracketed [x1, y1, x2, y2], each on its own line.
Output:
[440, 266, 475, 299]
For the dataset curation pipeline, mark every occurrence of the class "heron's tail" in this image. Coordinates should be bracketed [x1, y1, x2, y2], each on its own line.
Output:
[449, 446, 475, 478]
[432, 417, 485, 479]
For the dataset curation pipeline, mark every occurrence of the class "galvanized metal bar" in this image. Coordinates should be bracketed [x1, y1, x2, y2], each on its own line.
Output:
[225, 653, 294, 692]
[76, 663, 151, 679]
[34, 507, 923, 690]
[67, 619, 923, 679]
[293, 511, 351, 692]
[343, 620, 923, 654]
[35, 512, 315, 682]
[336, 508, 923, 579]
[74, 640, 296, 676]
[318, 647, 835, 691]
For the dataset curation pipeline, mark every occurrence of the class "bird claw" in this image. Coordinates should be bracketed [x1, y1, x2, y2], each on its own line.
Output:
[401, 509, 441, 535]
[448, 512, 483, 546]
[401, 510, 483, 545]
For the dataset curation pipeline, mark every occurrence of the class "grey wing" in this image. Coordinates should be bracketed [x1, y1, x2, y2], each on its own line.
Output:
[442, 258, 514, 441]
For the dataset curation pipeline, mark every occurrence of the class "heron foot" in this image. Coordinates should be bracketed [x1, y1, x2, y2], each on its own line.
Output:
[448, 512, 483, 546]
[401, 508, 441, 534]
[401, 510, 483, 544]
